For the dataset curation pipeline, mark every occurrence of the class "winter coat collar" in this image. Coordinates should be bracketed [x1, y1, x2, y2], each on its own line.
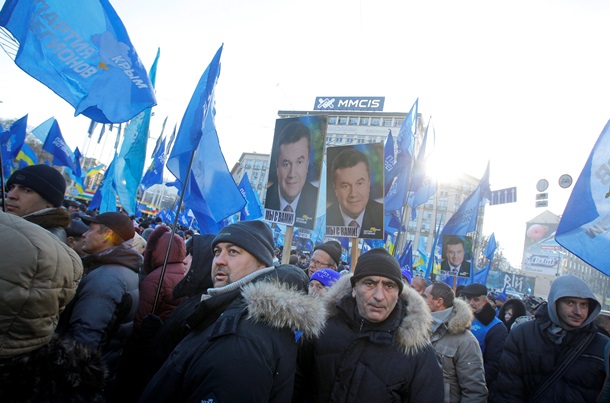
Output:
[323, 274, 432, 355]
[81, 243, 143, 273]
[23, 207, 70, 230]
[436, 298, 473, 338]
[474, 301, 497, 325]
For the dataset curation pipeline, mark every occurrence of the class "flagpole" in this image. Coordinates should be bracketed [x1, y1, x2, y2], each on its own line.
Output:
[151, 147, 197, 313]
[0, 150, 6, 212]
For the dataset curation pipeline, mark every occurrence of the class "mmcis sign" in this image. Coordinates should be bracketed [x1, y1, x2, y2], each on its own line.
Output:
[314, 96, 385, 111]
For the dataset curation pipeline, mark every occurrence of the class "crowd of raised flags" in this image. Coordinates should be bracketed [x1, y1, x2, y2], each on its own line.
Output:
[1, 0, 609, 281]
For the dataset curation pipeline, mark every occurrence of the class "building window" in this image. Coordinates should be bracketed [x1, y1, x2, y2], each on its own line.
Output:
[338, 117, 348, 125]
[254, 160, 262, 169]
[383, 119, 393, 127]
[371, 118, 381, 126]
[349, 117, 359, 125]
[336, 137, 343, 143]
[395, 119, 403, 127]
[346, 137, 353, 144]
[329, 116, 337, 125]
[360, 117, 369, 126]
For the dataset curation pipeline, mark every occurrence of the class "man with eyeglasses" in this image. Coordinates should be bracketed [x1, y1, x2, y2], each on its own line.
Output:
[307, 240, 342, 278]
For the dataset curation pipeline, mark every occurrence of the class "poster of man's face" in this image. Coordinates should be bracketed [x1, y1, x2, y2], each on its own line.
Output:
[440, 235, 473, 278]
[325, 143, 384, 239]
[264, 116, 326, 230]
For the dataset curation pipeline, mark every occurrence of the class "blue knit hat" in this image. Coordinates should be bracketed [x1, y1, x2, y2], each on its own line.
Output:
[310, 268, 342, 288]
[212, 221, 274, 267]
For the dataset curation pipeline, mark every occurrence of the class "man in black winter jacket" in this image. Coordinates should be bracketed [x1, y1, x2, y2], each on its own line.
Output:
[138, 221, 326, 403]
[495, 274, 609, 402]
[293, 248, 444, 402]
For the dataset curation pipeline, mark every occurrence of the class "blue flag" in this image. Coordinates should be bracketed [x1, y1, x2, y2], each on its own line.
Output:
[0, 0, 157, 123]
[141, 136, 167, 191]
[114, 48, 160, 215]
[384, 99, 418, 211]
[398, 241, 413, 279]
[89, 157, 117, 213]
[425, 219, 443, 281]
[1, 114, 28, 174]
[473, 233, 497, 285]
[438, 162, 491, 246]
[166, 44, 245, 231]
[42, 119, 76, 171]
[67, 147, 85, 191]
[32, 117, 54, 143]
[238, 173, 263, 221]
[383, 129, 395, 194]
[555, 121, 610, 275]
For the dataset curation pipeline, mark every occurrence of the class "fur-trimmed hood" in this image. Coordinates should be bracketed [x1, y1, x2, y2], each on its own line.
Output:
[242, 279, 327, 340]
[323, 274, 433, 355]
[444, 298, 474, 335]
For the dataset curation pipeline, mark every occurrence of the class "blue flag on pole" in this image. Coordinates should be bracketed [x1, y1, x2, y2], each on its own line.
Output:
[555, 121, 610, 275]
[42, 119, 76, 171]
[438, 162, 491, 246]
[1, 114, 27, 174]
[141, 136, 167, 191]
[89, 157, 117, 213]
[425, 219, 443, 281]
[114, 48, 160, 215]
[32, 117, 54, 143]
[398, 241, 413, 281]
[238, 173, 263, 221]
[166, 44, 245, 231]
[0, 0, 157, 123]
[384, 99, 418, 211]
[473, 233, 497, 285]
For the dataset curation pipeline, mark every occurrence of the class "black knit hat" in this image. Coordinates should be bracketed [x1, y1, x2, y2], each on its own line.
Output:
[212, 221, 274, 267]
[313, 241, 342, 266]
[6, 164, 66, 207]
[350, 248, 404, 292]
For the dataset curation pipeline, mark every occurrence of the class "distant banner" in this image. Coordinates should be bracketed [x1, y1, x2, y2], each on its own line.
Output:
[314, 96, 385, 111]
[523, 220, 562, 275]
[487, 271, 536, 295]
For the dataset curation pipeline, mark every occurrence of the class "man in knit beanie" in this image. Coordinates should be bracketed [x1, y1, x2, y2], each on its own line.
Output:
[308, 240, 342, 278]
[5, 164, 71, 240]
[138, 220, 326, 402]
[294, 248, 443, 402]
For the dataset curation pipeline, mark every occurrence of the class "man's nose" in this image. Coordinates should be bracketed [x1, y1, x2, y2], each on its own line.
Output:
[373, 284, 385, 300]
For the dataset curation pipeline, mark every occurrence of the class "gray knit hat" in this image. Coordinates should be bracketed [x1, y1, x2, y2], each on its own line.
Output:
[212, 221, 275, 267]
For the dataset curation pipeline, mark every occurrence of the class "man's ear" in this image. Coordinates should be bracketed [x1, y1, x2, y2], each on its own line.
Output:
[66, 236, 75, 247]
[352, 287, 356, 298]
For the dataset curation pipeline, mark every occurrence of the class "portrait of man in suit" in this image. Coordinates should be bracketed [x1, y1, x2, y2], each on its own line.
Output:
[265, 118, 323, 229]
[326, 146, 383, 239]
[440, 235, 472, 278]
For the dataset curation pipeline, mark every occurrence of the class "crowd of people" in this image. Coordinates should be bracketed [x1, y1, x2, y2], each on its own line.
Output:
[1, 163, 609, 402]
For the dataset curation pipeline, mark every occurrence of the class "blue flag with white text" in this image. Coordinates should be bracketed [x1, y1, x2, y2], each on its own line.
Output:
[42, 119, 76, 171]
[555, 121, 610, 275]
[238, 173, 263, 221]
[114, 49, 160, 215]
[0, 0, 156, 123]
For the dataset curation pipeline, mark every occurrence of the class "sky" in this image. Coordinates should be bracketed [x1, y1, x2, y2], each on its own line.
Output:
[2, 0, 610, 267]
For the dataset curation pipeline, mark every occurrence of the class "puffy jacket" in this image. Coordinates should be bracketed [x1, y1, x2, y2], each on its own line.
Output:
[431, 298, 487, 402]
[56, 242, 142, 373]
[134, 226, 186, 329]
[294, 275, 444, 403]
[495, 303, 608, 402]
[138, 266, 326, 403]
[0, 211, 82, 358]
